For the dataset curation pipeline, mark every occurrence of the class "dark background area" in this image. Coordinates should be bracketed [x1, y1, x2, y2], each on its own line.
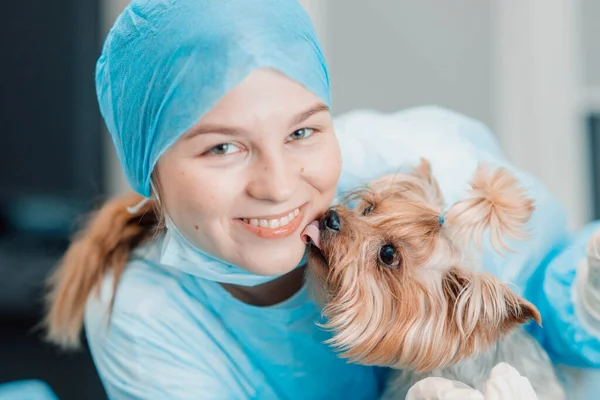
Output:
[1, 0, 107, 398]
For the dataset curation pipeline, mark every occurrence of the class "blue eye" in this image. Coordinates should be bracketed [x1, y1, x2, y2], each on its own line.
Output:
[286, 127, 314, 142]
[207, 143, 241, 155]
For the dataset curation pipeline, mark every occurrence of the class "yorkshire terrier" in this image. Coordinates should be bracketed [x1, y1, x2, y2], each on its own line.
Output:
[302, 159, 566, 399]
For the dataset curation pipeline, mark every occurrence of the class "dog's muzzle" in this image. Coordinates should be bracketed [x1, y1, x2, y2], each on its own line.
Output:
[322, 209, 341, 232]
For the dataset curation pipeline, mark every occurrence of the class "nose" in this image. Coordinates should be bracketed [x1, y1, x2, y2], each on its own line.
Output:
[246, 151, 296, 203]
[322, 209, 341, 232]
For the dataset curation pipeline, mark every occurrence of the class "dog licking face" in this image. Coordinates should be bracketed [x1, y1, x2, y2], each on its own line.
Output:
[303, 159, 540, 372]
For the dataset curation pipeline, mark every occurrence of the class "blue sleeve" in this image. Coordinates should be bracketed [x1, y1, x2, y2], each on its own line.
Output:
[335, 105, 600, 367]
[525, 221, 600, 367]
[84, 272, 234, 400]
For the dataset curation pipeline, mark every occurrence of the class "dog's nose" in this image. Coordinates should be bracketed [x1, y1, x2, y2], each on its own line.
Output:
[323, 209, 341, 232]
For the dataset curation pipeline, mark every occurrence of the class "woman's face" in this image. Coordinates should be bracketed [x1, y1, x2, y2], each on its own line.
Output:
[156, 69, 341, 276]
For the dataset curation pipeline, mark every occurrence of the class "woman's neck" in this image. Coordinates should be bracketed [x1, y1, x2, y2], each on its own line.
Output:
[220, 265, 306, 306]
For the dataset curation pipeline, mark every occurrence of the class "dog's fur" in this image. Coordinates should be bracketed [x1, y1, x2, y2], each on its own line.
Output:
[306, 159, 566, 399]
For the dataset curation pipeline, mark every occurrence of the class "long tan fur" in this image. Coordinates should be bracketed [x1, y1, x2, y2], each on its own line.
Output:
[43, 193, 160, 349]
[445, 164, 535, 252]
[307, 159, 539, 372]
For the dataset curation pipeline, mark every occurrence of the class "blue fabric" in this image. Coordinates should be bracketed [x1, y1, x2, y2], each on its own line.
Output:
[159, 217, 307, 287]
[525, 221, 600, 367]
[85, 106, 600, 399]
[85, 237, 381, 400]
[96, 0, 329, 197]
[0, 380, 58, 400]
[334, 105, 600, 373]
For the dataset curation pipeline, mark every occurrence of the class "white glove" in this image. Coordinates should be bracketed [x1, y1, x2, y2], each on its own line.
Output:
[583, 229, 600, 319]
[405, 363, 538, 400]
[574, 229, 600, 340]
[484, 363, 539, 400]
[405, 377, 484, 400]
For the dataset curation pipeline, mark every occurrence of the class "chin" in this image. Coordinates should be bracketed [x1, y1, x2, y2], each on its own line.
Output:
[239, 242, 307, 277]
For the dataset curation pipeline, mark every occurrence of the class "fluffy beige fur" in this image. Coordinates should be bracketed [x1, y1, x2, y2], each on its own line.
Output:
[307, 159, 539, 372]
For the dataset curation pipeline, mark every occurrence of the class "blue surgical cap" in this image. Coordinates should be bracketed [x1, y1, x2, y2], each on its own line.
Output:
[96, 0, 330, 197]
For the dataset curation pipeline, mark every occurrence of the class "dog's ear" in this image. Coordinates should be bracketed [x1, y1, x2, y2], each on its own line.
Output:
[444, 164, 534, 253]
[413, 158, 444, 208]
[414, 158, 433, 180]
[442, 267, 540, 340]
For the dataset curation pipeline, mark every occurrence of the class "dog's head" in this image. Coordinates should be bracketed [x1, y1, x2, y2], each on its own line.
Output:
[304, 159, 539, 371]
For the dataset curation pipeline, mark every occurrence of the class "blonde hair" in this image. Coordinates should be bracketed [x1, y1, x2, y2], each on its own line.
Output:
[43, 192, 161, 348]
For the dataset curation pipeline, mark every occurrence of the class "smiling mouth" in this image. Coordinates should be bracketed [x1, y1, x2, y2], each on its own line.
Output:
[236, 204, 307, 239]
[240, 207, 301, 229]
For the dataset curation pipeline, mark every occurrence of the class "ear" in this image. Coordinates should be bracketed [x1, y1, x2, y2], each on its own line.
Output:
[443, 267, 540, 340]
[444, 164, 535, 253]
[413, 158, 444, 208]
[414, 158, 433, 180]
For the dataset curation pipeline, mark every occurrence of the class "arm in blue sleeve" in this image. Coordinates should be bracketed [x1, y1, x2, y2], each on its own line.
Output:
[525, 221, 600, 367]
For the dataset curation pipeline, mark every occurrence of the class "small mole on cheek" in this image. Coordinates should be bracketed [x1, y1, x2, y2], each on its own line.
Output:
[300, 167, 305, 173]
[194, 225, 199, 230]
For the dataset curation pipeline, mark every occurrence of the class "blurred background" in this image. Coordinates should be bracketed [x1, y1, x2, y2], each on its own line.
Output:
[0, 0, 598, 398]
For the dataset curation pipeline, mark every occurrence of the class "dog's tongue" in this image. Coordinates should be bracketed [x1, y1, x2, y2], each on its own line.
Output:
[301, 221, 321, 249]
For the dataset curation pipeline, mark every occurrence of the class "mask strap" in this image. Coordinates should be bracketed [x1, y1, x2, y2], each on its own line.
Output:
[126, 181, 159, 215]
[127, 198, 150, 214]
[150, 181, 161, 204]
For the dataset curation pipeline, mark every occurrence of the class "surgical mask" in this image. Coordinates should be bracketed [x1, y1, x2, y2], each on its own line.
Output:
[159, 217, 308, 287]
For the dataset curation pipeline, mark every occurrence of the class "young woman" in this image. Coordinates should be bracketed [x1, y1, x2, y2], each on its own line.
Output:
[45, 0, 600, 399]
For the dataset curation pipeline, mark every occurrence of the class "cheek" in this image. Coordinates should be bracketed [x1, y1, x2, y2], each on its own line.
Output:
[159, 159, 242, 229]
[302, 135, 342, 192]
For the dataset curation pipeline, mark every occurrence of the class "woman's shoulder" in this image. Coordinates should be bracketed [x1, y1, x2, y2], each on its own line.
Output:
[82, 243, 239, 398]
[83, 238, 213, 341]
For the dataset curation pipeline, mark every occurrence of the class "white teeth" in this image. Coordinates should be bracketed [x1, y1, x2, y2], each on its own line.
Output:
[244, 207, 301, 229]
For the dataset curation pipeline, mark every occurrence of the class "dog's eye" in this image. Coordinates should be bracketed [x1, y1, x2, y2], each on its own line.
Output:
[362, 204, 374, 216]
[378, 244, 400, 267]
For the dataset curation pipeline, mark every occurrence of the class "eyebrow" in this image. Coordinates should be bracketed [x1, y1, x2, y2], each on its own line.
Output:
[184, 102, 330, 141]
[183, 124, 246, 140]
[290, 102, 330, 126]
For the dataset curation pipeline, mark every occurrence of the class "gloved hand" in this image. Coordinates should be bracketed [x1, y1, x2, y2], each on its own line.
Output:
[582, 230, 600, 321]
[405, 377, 484, 400]
[483, 363, 539, 400]
[405, 363, 538, 400]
